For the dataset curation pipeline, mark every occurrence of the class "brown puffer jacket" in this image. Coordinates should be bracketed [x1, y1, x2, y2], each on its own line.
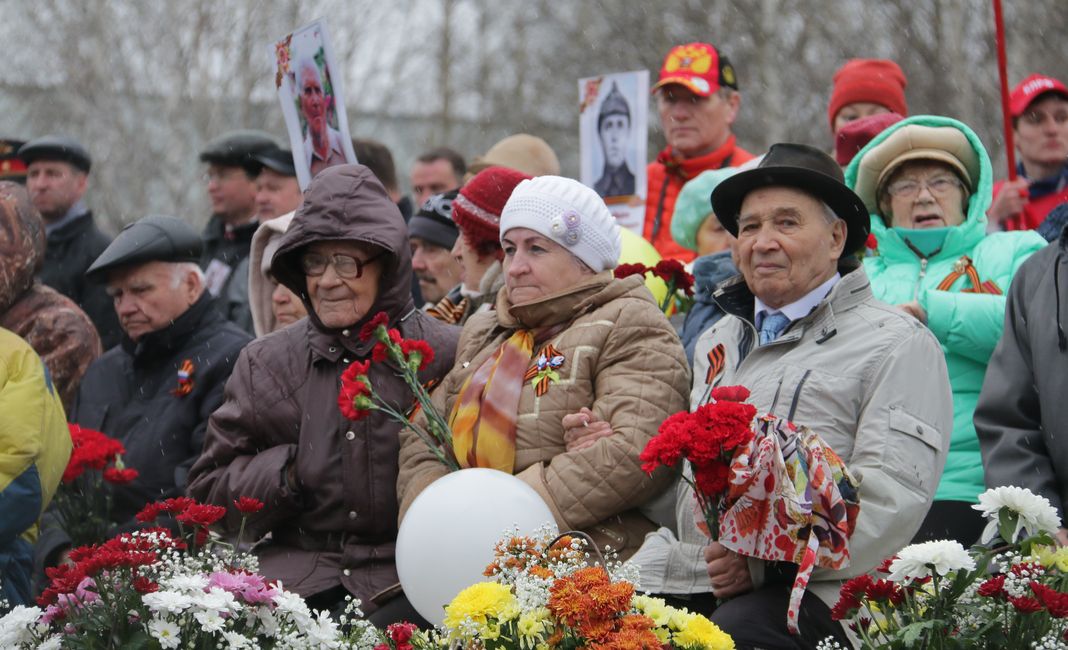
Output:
[188, 165, 459, 608]
[0, 181, 100, 408]
[398, 272, 691, 557]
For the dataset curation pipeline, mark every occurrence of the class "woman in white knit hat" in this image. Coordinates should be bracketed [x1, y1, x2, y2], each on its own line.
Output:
[398, 175, 691, 558]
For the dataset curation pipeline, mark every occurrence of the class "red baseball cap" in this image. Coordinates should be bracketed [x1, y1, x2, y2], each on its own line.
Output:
[651, 43, 737, 97]
[1010, 74, 1068, 117]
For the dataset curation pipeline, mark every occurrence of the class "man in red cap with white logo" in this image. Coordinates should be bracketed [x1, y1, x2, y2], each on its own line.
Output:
[645, 43, 756, 262]
[988, 73, 1068, 231]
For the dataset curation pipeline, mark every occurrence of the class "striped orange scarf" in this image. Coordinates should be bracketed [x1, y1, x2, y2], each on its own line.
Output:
[448, 330, 535, 472]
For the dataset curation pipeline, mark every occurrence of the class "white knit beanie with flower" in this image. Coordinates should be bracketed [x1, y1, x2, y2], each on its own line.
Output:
[499, 175, 622, 272]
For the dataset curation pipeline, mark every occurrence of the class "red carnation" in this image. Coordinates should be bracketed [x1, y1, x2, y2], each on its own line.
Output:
[639, 411, 693, 473]
[233, 497, 264, 514]
[692, 460, 730, 495]
[372, 342, 389, 363]
[711, 385, 750, 403]
[1031, 581, 1068, 618]
[103, 467, 139, 485]
[160, 497, 195, 514]
[876, 555, 897, 574]
[133, 575, 159, 594]
[388, 622, 418, 643]
[1009, 594, 1044, 614]
[359, 311, 389, 342]
[175, 503, 226, 527]
[865, 579, 904, 605]
[401, 339, 435, 371]
[613, 263, 649, 280]
[654, 259, 695, 296]
[977, 574, 1007, 599]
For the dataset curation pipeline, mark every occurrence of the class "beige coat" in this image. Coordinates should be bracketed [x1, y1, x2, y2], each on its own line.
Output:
[398, 273, 691, 556]
[689, 264, 952, 610]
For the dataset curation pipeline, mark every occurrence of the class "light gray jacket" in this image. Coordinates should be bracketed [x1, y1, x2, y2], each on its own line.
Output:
[643, 264, 952, 612]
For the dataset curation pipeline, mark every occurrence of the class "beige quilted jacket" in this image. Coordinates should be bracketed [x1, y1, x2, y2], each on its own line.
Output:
[397, 272, 691, 556]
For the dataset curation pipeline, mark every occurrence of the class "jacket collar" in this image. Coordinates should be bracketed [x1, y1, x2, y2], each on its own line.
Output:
[656, 135, 739, 181]
[121, 292, 219, 364]
[46, 209, 95, 243]
[495, 271, 631, 331]
[713, 258, 868, 345]
[203, 214, 259, 244]
[306, 306, 421, 364]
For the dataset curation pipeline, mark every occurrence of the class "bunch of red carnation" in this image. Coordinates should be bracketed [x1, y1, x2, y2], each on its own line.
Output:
[613, 259, 695, 313]
[339, 312, 458, 470]
[639, 385, 757, 538]
[62, 424, 136, 485]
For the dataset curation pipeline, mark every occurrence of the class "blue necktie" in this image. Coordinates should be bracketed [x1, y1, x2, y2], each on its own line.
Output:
[758, 312, 791, 345]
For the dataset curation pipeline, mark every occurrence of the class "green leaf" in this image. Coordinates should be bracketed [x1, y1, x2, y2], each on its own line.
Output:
[998, 508, 1019, 543]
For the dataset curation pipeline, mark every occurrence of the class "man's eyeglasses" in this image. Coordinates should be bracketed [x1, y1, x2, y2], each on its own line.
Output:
[300, 251, 385, 279]
[886, 176, 963, 199]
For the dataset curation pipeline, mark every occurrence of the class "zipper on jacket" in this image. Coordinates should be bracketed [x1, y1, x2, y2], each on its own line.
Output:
[914, 258, 928, 301]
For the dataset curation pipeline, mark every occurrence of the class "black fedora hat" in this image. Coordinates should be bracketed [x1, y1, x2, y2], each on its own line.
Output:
[711, 143, 870, 254]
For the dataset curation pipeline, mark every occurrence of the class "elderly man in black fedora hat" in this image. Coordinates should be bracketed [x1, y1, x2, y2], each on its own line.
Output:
[18, 135, 121, 348]
[627, 144, 953, 648]
[35, 215, 251, 574]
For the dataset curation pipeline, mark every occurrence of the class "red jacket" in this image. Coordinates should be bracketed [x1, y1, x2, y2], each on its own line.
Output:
[643, 135, 755, 262]
[993, 178, 1068, 231]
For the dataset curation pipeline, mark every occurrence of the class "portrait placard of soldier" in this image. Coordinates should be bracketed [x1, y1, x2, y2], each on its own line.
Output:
[274, 19, 358, 189]
[579, 70, 648, 234]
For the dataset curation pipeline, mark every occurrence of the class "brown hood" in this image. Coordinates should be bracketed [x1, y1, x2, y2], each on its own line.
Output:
[271, 164, 413, 333]
[0, 181, 45, 313]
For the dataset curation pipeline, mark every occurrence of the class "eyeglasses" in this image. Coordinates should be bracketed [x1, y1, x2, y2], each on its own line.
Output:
[300, 251, 385, 279]
[886, 176, 963, 199]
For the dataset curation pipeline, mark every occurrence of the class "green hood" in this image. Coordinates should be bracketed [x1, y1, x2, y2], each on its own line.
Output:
[844, 115, 992, 263]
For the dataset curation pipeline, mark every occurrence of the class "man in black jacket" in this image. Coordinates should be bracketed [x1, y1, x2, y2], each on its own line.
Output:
[199, 129, 278, 333]
[19, 136, 121, 348]
[35, 214, 251, 573]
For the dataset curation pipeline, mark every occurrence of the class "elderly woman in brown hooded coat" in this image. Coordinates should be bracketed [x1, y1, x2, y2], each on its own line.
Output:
[0, 181, 100, 408]
[188, 165, 459, 616]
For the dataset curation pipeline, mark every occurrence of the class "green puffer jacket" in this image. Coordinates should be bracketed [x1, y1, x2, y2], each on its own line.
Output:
[845, 115, 1047, 503]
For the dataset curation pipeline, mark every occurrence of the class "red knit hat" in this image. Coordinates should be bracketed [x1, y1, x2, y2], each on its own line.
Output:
[827, 59, 908, 132]
[834, 112, 904, 166]
[453, 166, 531, 255]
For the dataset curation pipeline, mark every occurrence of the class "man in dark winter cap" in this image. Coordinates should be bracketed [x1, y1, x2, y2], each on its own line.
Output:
[199, 129, 279, 333]
[36, 214, 251, 573]
[18, 135, 120, 348]
[252, 145, 302, 222]
[594, 82, 636, 198]
[409, 190, 462, 305]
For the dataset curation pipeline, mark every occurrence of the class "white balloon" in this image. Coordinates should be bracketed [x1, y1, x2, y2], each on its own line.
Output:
[395, 468, 556, 625]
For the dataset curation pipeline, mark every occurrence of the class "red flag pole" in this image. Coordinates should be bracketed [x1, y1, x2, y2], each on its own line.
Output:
[993, 0, 1017, 180]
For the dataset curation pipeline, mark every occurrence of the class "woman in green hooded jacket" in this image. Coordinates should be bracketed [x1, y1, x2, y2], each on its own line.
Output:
[846, 115, 1046, 545]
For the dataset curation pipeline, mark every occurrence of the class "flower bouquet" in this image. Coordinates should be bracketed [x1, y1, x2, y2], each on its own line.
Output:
[52, 424, 139, 548]
[0, 496, 357, 649]
[338, 311, 459, 470]
[822, 486, 1068, 650]
[439, 526, 735, 649]
[614, 260, 695, 314]
[639, 385, 758, 538]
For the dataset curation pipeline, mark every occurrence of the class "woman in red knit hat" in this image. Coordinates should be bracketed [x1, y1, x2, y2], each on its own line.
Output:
[426, 166, 531, 325]
[828, 59, 908, 138]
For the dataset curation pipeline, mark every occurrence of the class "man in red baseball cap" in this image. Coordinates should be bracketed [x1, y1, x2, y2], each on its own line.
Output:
[988, 73, 1068, 231]
[645, 43, 756, 262]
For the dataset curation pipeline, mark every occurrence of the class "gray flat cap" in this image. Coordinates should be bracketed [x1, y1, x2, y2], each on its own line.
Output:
[19, 135, 92, 172]
[86, 215, 202, 282]
[199, 129, 279, 168]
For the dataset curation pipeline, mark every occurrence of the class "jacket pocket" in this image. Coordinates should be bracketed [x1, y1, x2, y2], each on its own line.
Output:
[885, 407, 943, 493]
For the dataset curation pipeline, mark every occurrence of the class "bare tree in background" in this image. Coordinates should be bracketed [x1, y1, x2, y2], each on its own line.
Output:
[0, 0, 1063, 230]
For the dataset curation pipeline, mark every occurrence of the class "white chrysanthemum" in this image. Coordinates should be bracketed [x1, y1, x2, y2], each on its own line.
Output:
[161, 573, 210, 594]
[143, 590, 194, 615]
[0, 605, 42, 647]
[37, 636, 62, 650]
[887, 540, 976, 581]
[147, 618, 181, 649]
[973, 486, 1062, 543]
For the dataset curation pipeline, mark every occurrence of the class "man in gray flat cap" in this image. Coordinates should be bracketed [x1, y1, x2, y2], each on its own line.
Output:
[199, 129, 279, 333]
[35, 214, 251, 573]
[19, 135, 120, 348]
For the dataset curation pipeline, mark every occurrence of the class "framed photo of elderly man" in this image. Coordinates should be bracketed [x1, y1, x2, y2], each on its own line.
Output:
[579, 70, 649, 234]
[274, 19, 358, 190]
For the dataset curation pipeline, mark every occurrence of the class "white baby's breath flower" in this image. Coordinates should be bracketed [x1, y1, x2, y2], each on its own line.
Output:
[148, 618, 181, 649]
[887, 539, 976, 581]
[973, 486, 1061, 543]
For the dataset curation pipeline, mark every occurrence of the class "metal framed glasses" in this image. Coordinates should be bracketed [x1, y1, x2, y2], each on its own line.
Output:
[886, 176, 963, 199]
[300, 250, 385, 279]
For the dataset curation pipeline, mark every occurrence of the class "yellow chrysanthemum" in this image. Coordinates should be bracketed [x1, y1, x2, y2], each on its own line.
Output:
[1032, 545, 1068, 572]
[633, 595, 673, 627]
[442, 582, 517, 629]
[673, 612, 735, 650]
[517, 608, 549, 640]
